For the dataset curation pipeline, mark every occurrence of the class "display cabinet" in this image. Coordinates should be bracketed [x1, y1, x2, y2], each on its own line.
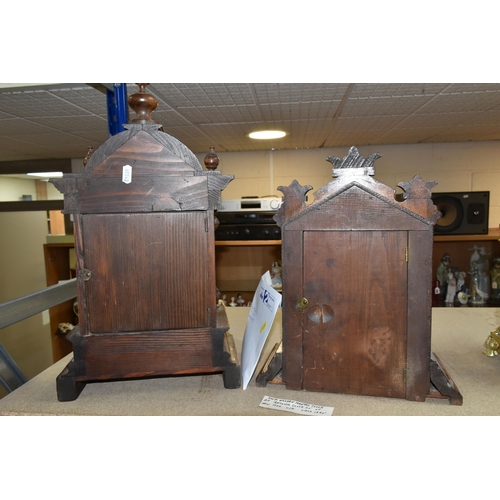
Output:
[215, 240, 281, 305]
[432, 229, 500, 306]
[43, 242, 76, 361]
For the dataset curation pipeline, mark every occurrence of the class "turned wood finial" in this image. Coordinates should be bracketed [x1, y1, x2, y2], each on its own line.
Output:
[128, 83, 159, 124]
[204, 146, 219, 171]
[83, 146, 94, 166]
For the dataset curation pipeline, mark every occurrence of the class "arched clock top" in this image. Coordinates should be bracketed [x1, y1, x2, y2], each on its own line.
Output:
[50, 84, 232, 213]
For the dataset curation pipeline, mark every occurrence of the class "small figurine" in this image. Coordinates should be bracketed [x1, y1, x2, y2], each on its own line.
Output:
[469, 245, 481, 268]
[270, 260, 283, 290]
[490, 257, 500, 303]
[468, 246, 490, 305]
[436, 253, 451, 300]
[468, 261, 488, 305]
[483, 327, 500, 357]
[229, 297, 237, 307]
[455, 271, 467, 296]
[236, 294, 245, 307]
[476, 247, 491, 300]
[445, 270, 457, 304]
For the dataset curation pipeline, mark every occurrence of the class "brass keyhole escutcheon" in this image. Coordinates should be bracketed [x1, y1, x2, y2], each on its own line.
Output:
[78, 269, 92, 281]
[297, 297, 309, 309]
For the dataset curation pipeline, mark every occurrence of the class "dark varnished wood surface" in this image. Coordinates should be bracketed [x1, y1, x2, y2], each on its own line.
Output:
[277, 147, 440, 402]
[81, 212, 212, 333]
[302, 230, 407, 398]
[51, 87, 238, 400]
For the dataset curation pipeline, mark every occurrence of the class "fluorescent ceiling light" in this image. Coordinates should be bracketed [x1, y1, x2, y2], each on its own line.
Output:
[248, 130, 286, 139]
[27, 172, 64, 178]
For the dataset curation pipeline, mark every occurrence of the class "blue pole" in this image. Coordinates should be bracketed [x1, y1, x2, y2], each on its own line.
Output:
[106, 83, 129, 136]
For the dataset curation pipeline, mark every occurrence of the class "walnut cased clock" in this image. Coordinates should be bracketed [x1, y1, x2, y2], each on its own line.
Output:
[274, 147, 462, 404]
[51, 85, 240, 401]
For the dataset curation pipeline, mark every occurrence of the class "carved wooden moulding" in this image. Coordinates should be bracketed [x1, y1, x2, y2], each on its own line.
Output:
[275, 146, 462, 404]
[51, 84, 240, 401]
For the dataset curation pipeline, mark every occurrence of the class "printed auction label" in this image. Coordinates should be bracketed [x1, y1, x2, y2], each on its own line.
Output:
[259, 396, 334, 416]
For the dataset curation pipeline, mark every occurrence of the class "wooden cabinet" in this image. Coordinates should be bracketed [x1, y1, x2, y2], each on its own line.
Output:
[275, 147, 461, 403]
[433, 229, 500, 305]
[43, 242, 76, 362]
[215, 240, 281, 304]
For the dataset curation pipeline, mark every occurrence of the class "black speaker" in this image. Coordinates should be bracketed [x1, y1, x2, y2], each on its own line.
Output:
[432, 191, 489, 235]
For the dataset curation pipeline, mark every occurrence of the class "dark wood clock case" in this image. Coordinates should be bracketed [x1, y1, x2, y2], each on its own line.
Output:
[51, 85, 240, 401]
[274, 147, 462, 404]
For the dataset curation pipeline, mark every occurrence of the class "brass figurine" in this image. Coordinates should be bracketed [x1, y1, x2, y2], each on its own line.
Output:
[483, 327, 500, 357]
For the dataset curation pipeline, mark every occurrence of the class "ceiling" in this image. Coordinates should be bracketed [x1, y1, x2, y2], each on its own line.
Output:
[1, 82, 500, 166]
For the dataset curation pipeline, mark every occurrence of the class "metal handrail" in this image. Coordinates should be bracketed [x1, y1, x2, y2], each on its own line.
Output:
[0, 279, 77, 393]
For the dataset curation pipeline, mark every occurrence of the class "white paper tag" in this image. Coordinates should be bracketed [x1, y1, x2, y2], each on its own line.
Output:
[259, 396, 334, 416]
[241, 271, 282, 390]
[122, 165, 132, 184]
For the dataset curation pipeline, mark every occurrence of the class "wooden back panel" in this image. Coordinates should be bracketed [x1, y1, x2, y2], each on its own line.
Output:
[302, 230, 408, 397]
[79, 211, 214, 333]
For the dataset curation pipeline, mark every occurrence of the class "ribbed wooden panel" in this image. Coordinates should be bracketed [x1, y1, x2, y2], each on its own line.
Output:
[81, 329, 214, 380]
[81, 212, 211, 333]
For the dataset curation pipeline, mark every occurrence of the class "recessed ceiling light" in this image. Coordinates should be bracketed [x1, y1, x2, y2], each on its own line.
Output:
[248, 130, 286, 140]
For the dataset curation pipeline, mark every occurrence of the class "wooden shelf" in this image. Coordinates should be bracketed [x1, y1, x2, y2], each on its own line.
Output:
[432, 229, 500, 307]
[43, 243, 77, 362]
[215, 240, 281, 246]
[215, 240, 281, 304]
[434, 228, 499, 242]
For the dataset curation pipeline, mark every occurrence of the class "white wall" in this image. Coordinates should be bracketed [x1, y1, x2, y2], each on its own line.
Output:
[196, 141, 500, 227]
[0, 176, 64, 201]
[0, 176, 38, 201]
[0, 211, 53, 399]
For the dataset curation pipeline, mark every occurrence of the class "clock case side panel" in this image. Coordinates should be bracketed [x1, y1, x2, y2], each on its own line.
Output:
[280, 230, 304, 390]
[406, 230, 433, 402]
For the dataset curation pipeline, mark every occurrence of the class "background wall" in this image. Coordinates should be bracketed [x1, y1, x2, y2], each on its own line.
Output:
[196, 141, 500, 227]
[0, 176, 38, 201]
[0, 211, 53, 399]
[0, 177, 64, 398]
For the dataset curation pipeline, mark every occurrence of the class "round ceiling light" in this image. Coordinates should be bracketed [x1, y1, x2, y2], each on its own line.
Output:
[248, 130, 286, 140]
[27, 172, 64, 178]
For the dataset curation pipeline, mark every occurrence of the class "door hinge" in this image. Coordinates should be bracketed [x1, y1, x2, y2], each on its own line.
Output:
[405, 248, 408, 262]
[403, 367, 407, 384]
